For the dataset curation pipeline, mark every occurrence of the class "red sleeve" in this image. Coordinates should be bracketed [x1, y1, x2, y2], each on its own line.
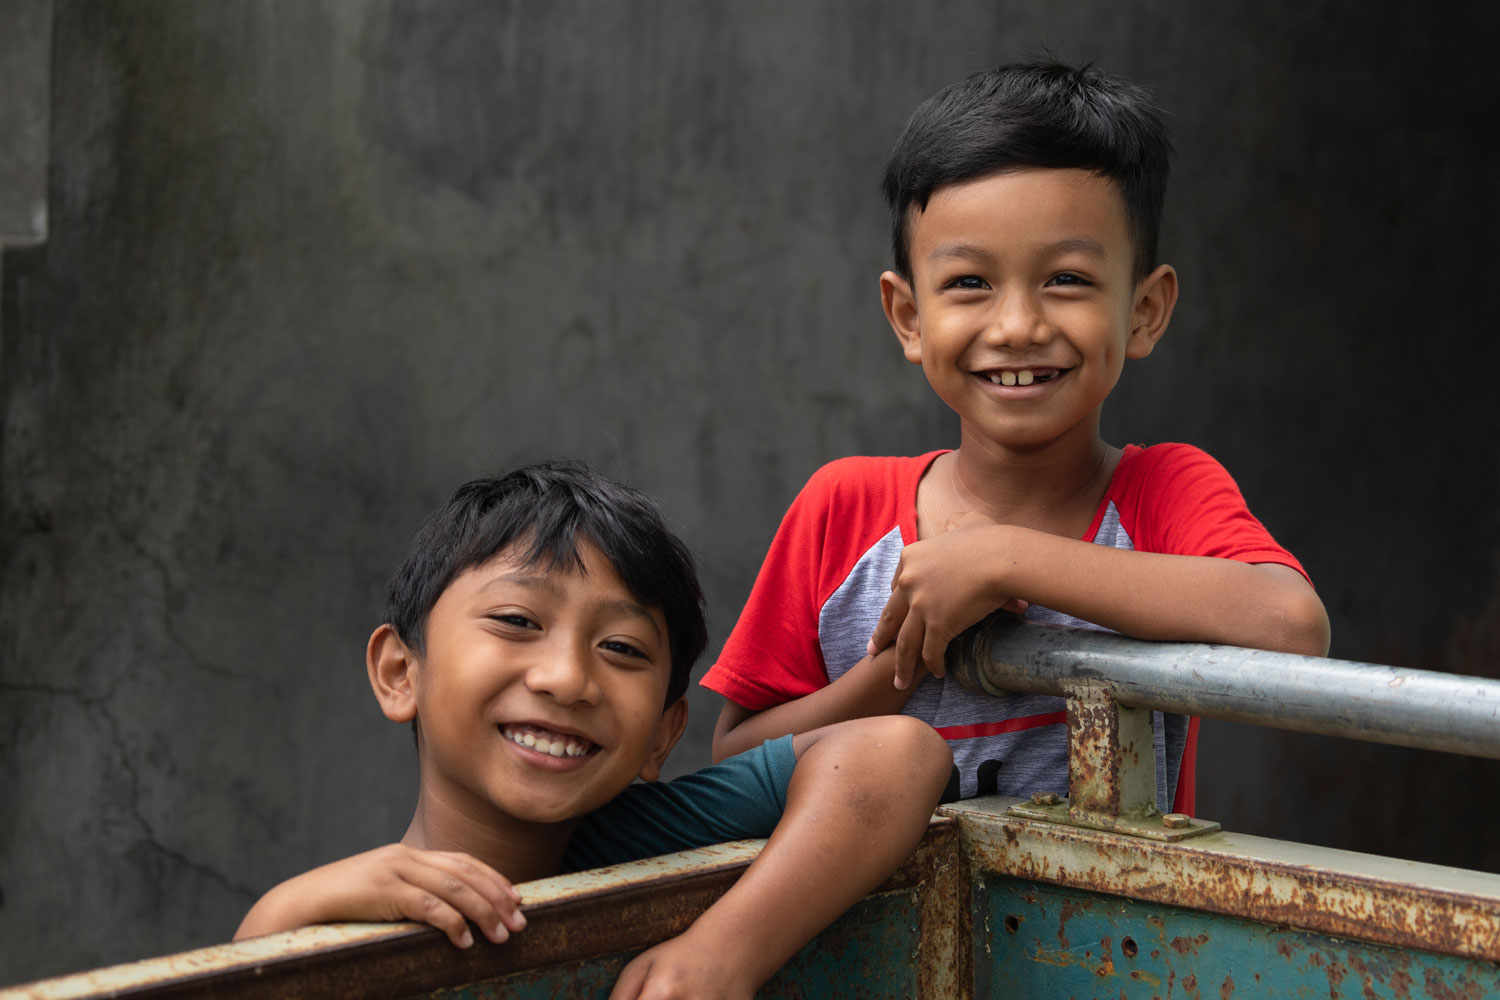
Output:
[700, 455, 928, 711]
[699, 464, 842, 711]
[1109, 444, 1311, 584]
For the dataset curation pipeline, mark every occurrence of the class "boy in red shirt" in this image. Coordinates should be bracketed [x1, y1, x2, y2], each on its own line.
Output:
[704, 62, 1329, 810]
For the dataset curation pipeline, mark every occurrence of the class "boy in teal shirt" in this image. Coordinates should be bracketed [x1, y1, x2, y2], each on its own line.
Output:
[237, 462, 950, 998]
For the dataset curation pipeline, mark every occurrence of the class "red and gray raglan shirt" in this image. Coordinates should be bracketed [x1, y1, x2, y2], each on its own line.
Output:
[700, 443, 1311, 814]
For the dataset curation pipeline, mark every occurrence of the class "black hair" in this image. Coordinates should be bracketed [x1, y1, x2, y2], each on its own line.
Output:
[385, 461, 706, 708]
[881, 60, 1172, 282]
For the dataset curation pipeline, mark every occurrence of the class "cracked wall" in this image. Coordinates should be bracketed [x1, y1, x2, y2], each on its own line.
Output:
[2, 0, 1498, 987]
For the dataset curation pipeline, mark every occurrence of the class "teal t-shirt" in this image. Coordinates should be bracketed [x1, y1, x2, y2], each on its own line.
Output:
[560, 736, 797, 873]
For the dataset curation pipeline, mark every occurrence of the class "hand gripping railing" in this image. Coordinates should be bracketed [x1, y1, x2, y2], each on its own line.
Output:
[945, 615, 1500, 840]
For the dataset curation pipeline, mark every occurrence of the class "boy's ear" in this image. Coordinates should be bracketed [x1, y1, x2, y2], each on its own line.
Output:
[636, 697, 690, 783]
[1126, 264, 1179, 359]
[367, 623, 419, 724]
[880, 271, 924, 365]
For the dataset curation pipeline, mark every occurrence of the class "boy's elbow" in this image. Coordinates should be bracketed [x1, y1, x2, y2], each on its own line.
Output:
[1273, 589, 1331, 657]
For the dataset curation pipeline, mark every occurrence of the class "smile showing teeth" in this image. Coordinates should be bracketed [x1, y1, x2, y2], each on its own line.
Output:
[502, 724, 595, 759]
[985, 369, 1058, 387]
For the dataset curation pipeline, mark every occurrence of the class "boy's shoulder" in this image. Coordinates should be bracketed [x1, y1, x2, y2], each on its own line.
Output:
[798, 451, 947, 505]
[1110, 441, 1238, 503]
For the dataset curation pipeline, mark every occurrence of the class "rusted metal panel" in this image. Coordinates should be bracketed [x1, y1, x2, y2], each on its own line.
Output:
[980, 878, 1500, 999]
[1065, 682, 1157, 822]
[1, 821, 959, 999]
[943, 796, 1500, 964]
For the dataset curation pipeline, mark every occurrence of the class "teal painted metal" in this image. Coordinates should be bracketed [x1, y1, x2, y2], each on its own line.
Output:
[416, 888, 928, 1000]
[977, 877, 1500, 999]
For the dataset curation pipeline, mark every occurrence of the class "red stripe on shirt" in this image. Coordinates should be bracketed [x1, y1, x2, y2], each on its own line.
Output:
[934, 711, 1067, 741]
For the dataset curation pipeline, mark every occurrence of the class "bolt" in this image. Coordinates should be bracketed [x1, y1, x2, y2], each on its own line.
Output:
[1030, 791, 1060, 807]
[1162, 813, 1191, 830]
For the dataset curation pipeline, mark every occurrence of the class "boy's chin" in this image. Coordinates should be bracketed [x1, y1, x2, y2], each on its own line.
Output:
[498, 773, 643, 826]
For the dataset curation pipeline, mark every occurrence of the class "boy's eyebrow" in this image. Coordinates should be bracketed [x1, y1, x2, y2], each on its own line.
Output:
[597, 598, 665, 641]
[927, 236, 1110, 264]
[481, 572, 566, 598]
[1043, 236, 1109, 259]
[927, 241, 997, 265]
[478, 573, 664, 641]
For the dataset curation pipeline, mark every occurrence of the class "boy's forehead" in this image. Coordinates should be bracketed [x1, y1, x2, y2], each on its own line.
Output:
[910, 168, 1132, 265]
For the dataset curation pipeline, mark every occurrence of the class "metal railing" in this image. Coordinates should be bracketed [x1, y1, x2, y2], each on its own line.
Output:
[947, 615, 1500, 760]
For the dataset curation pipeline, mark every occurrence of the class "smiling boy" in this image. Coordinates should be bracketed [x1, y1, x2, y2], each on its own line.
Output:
[705, 62, 1330, 811]
[236, 462, 950, 998]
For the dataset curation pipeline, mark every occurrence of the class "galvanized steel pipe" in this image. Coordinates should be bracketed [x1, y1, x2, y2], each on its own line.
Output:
[947, 616, 1500, 760]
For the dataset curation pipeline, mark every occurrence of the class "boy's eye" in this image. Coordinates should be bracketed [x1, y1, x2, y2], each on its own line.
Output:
[600, 639, 649, 660]
[1047, 272, 1092, 287]
[491, 613, 539, 630]
[946, 275, 991, 290]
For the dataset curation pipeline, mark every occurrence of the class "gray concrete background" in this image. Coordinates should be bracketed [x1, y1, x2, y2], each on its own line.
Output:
[3, 0, 1498, 986]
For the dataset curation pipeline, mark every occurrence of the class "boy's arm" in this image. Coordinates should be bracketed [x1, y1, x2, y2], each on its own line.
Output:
[610, 715, 951, 1000]
[710, 646, 921, 762]
[869, 523, 1331, 685]
[234, 844, 528, 948]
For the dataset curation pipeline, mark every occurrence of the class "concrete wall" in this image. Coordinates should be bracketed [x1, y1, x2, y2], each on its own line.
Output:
[2, 0, 1497, 985]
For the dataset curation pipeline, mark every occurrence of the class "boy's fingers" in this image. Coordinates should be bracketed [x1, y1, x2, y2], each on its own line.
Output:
[608, 953, 650, 999]
[396, 888, 480, 948]
[432, 850, 525, 912]
[923, 630, 949, 678]
[399, 856, 526, 941]
[891, 616, 923, 689]
[867, 593, 907, 656]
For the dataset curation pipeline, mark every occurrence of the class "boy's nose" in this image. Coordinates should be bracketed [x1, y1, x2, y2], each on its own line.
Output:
[524, 638, 603, 706]
[985, 292, 1051, 347]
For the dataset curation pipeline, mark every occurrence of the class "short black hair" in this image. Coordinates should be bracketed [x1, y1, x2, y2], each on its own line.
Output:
[385, 461, 706, 707]
[881, 60, 1172, 282]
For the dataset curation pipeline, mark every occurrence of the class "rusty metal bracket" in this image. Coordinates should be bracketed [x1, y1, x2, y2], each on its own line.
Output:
[1006, 682, 1221, 842]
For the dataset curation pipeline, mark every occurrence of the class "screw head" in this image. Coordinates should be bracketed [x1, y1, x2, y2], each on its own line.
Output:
[1162, 813, 1191, 829]
[1030, 791, 1061, 807]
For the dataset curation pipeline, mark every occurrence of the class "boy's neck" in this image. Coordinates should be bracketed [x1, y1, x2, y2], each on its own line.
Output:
[924, 421, 1120, 538]
[402, 787, 578, 883]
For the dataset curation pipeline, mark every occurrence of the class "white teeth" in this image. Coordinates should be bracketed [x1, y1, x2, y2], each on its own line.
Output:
[1017, 370, 1034, 386]
[503, 725, 592, 758]
[1000, 371, 1018, 386]
[987, 370, 1037, 387]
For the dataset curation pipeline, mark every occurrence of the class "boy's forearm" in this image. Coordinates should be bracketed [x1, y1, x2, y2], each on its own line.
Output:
[991, 525, 1330, 655]
[235, 880, 326, 940]
[689, 716, 951, 988]
[710, 650, 920, 762]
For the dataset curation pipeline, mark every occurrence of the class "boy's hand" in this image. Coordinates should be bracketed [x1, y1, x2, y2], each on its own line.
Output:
[608, 928, 755, 1000]
[234, 844, 528, 948]
[867, 522, 1028, 686]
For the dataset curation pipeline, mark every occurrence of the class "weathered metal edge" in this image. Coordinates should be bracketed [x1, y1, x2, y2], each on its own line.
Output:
[914, 820, 971, 999]
[941, 797, 1500, 963]
[3, 820, 958, 999]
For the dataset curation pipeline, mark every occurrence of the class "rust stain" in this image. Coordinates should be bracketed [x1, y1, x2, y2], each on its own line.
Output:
[1096, 936, 1115, 977]
[1130, 968, 1163, 988]
[1421, 967, 1485, 1000]
[1183, 972, 1201, 999]
[1219, 973, 1235, 998]
[1169, 934, 1209, 956]
[1325, 957, 1347, 994]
